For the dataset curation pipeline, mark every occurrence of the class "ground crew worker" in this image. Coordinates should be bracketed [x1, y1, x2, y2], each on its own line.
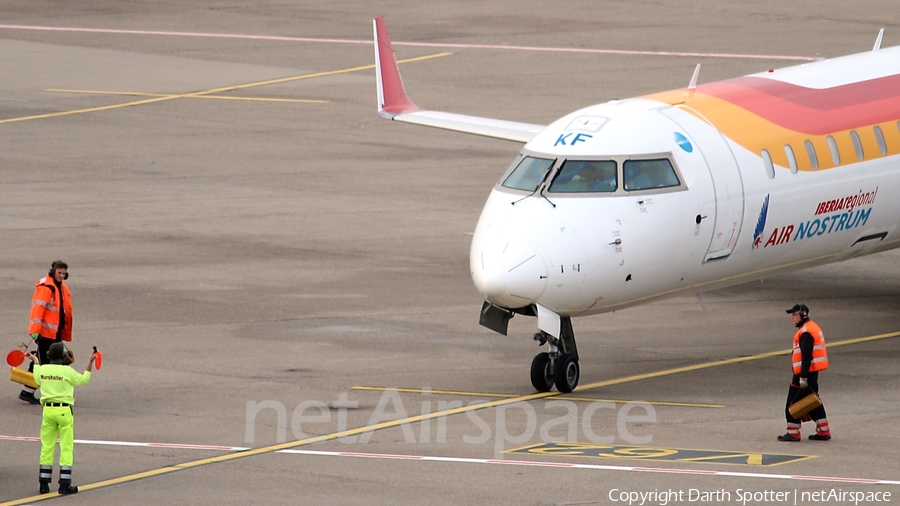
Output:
[25, 342, 97, 495]
[778, 304, 831, 442]
[19, 261, 73, 405]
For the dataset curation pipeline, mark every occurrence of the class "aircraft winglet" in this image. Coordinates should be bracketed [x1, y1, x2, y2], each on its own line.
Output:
[374, 15, 419, 117]
[372, 16, 545, 143]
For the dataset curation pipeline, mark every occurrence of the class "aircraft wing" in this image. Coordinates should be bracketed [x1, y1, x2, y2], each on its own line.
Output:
[373, 16, 545, 143]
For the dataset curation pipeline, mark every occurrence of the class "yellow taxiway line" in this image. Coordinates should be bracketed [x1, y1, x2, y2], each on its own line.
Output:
[3, 333, 897, 504]
[350, 386, 726, 408]
[46, 89, 330, 103]
[1, 389, 558, 505]
[0, 52, 451, 125]
[578, 329, 900, 390]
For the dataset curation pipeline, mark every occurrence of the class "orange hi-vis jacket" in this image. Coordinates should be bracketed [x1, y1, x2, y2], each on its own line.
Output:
[792, 320, 827, 375]
[29, 276, 73, 342]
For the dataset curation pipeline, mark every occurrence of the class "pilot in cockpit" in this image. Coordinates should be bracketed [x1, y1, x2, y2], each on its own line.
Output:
[558, 160, 617, 193]
[624, 159, 680, 191]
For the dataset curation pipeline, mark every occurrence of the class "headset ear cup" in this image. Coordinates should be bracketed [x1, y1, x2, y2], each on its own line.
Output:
[48, 266, 69, 280]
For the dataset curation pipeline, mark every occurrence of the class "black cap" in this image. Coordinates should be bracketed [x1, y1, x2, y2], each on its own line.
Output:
[785, 303, 809, 315]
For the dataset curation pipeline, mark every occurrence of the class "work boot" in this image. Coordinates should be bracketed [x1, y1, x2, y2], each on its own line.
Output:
[777, 433, 800, 442]
[811, 419, 831, 440]
[59, 467, 76, 494]
[19, 391, 40, 405]
[39, 465, 52, 492]
[58, 484, 78, 495]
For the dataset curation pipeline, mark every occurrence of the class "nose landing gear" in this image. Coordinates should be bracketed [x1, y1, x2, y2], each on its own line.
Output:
[530, 317, 580, 393]
[530, 352, 554, 392]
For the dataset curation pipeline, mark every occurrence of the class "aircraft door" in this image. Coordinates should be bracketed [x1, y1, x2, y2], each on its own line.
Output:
[571, 213, 627, 315]
[662, 107, 745, 260]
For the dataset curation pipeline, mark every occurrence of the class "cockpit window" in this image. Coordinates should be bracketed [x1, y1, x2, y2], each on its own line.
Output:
[498, 154, 523, 183]
[623, 159, 680, 191]
[548, 160, 617, 193]
[501, 156, 555, 191]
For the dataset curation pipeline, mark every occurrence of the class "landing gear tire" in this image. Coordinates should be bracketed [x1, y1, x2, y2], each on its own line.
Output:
[554, 354, 580, 393]
[530, 352, 554, 392]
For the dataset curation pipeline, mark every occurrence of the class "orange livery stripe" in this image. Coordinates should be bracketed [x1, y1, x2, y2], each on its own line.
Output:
[698, 75, 900, 135]
[645, 76, 900, 172]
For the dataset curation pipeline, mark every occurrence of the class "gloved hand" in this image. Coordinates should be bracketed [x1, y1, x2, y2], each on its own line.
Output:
[30, 333, 39, 341]
[798, 377, 808, 389]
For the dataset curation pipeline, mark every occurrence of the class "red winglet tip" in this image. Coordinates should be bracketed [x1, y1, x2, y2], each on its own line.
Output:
[374, 16, 419, 114]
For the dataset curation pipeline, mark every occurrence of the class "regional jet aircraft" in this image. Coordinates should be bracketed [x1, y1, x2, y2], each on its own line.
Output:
[373, 16, 900, 393]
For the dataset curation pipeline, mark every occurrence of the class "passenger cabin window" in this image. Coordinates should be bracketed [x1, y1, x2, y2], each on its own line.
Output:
[826, 135, 840, 165]
[623, 159, 680, 191]
[548, 160, 617, 193]
[501, 156, 555, 191]
[874, 125, 887, 156]
[804, 140, 819, 170]
[850, 131, 864, 160]
[784, 145, 798, 174]
[762, 149, 775, 179]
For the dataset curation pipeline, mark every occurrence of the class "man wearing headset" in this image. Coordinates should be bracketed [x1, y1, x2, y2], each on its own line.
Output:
[19, 261, 74, 405]
[25, 341, 97, 494]
[778, 303, 831, 442]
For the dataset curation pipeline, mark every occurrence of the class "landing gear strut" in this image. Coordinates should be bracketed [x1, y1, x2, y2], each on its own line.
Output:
[530, 317, 579, 393]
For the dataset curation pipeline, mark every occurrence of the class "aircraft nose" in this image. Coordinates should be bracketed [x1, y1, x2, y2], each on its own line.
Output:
[472, 240, 547, 308]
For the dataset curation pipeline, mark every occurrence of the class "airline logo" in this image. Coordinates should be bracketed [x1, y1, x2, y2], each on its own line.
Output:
[814, 187, 878, 215]
[754, 187, 878, 249]
[752, 195, 770, 249]
[674, 132, 693, 153]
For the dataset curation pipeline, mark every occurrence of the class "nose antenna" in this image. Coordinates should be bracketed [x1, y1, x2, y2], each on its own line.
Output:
[873, 28, 884, 51]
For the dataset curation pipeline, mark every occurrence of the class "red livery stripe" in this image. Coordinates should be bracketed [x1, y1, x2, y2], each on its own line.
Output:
[696, 75, 900, 135]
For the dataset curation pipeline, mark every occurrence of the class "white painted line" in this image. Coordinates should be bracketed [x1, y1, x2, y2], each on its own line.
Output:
[277, 449, 900, 486]
[0, 435, 248, 451]
[6, 434, 896, 485]
[0, 24, 820, 61]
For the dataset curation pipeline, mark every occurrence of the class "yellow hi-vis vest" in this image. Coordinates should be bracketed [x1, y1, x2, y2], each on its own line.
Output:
[792, 320, 828, 374]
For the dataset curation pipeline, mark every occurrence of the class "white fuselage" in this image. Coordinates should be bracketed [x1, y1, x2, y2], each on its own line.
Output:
[372, 15, 899, 388]
[470, 58, 900, 318]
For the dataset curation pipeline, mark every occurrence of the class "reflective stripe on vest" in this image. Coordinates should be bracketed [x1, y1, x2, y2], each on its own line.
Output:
[29, 277, 73, 341]
[33, 299, 58, 312]
[792, 320, 828, 374]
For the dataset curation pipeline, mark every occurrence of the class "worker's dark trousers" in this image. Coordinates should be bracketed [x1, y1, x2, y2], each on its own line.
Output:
[784, 371, 827, 424]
